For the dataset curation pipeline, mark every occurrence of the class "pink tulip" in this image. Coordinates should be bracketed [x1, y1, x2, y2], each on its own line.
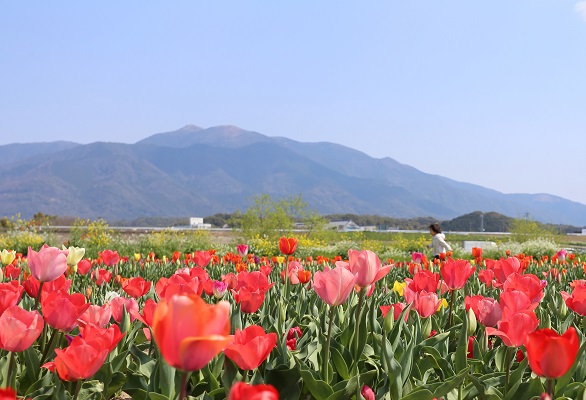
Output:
[346, 250, 390, 288]
[27, 245, 68, 283]
[492, 257, 521, 287]
[477, 297, 502, 327]
[236, 244, 248, 257]
[0, 305, 44, 352]
[313, 267, 357, 307]
[561, 284, 586, 316]
[414, 291, 441, 318]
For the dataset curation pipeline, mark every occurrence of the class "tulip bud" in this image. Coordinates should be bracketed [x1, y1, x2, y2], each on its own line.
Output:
[467, 308, 477, 336]
[383, 309, 395, 332]
[0, 268, 4, 282]
[85, 287, 93, 298]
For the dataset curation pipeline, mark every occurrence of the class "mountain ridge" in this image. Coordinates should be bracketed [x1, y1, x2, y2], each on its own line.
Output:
[1, 125, 585, 225]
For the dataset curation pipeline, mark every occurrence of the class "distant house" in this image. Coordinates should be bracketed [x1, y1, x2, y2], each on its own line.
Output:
[326, 220, 362, 232]
[189, 217, 211, 229]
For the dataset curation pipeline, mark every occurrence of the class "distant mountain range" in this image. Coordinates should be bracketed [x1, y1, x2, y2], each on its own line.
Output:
[1, 124, 586, 225]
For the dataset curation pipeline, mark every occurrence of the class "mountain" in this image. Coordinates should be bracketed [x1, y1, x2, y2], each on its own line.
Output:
[1, 125, 586, 225]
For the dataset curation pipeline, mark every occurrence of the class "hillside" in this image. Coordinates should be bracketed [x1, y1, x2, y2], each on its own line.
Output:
[1, 125, 586, 225]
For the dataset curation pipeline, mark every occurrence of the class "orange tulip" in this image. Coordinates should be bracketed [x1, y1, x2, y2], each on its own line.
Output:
[278, 237, 298, 255]
[152, 294, 232, 371]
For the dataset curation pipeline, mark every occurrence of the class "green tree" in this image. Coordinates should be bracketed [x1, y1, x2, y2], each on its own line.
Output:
[510, 215, 557, 242]
[237, 194, 326, 240]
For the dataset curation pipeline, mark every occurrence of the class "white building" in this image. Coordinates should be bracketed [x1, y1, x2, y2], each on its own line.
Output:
[189, 217, 211, 229]
[325, 220, 363, 232]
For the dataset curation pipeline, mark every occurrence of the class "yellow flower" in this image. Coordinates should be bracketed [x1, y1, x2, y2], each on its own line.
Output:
[437, 298, 449, 311]
[392, 281, 406, 297]
[276, 256, 285, 264]
[62, 245, 85, 267]
[134, 253, 142, 261]
[0, 249, 16, 266]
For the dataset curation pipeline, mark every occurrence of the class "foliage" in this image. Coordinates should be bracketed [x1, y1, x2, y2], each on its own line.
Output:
[0, 214, 47, 253]
[510, 216, 558, 243]
[237, 194, 327, 240]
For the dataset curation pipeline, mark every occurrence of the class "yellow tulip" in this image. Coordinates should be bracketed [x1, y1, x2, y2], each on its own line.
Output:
[134, 253, 142, 261]
[392, 280, 406, 297]
[437, 298, 449, 311]
[0, 249, 16, 266]
[62, 246, 85, 267]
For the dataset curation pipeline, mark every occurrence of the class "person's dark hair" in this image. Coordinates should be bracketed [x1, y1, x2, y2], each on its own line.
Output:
[429, 223, 442, 234]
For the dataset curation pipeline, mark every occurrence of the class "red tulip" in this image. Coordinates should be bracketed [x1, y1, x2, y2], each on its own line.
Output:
[152, 294, 232, 371]
[0, 281, 24, 316]
[0, 305, 44, 352]
[44, 336, 109, 381]
[23, 274, 71, 301]
[156, 273, 202, 300]
[503, 273, 545, 304]
[491, 257, 521, 287]
[380, 302, 409, 321]
[561, 284, 586, 316]
[122, 276, 152, 298]
[98, 249, 120, 266]
[93, 268, 112, 286]
[228, 382, 279, 400]
[193, 251, 213, 268]
[410, 269, 440, 293]
[526, 327, 579, 378]
[346, 249, 390, 288]
[486, 310, 539, 347]
[232, 271, 274, 313]
[499, 290, 536, 315]
[42, 290, 90, 331]
[478, 269, 495, 288]
[27, 245, 68, 283]
[224, 325, 277, 370]
[440, 259, 475, 290]
[76, 259, 92, 275]
[313, 267, 357, 306]
[278, 237, 298, 255]
[79, 323, 125, 352]
[0, 387, 17, 400]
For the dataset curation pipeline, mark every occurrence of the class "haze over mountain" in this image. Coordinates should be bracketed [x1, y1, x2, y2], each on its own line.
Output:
[1, 125, 585, 225]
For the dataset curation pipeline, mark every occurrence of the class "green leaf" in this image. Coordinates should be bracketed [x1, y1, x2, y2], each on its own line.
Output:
[556, 339, 586, 393]
[504, 357, 528, 400]
[455, 318, 468, 374]
[327, 370, 377, 400]
[78, 380, 105, 400]
[265, 363, 301, 400]
[149, 394, 170, 400]
[296, 358, 334, 400]
[330, 347, 350, 380]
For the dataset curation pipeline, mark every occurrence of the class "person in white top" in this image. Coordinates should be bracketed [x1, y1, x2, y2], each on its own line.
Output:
[428, 223, 452, 259]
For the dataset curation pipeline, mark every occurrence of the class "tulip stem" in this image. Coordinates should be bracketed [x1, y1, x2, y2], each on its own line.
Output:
[179, 370, 189, 400]
[40, 327, 59, 368]
[35, 281, 45, 310]
[547, 378, 554, 398]
[6, 351, 16, 389]
[447, 289, 456, 329]
[72, 379, 82, 400]
[323, 305, 335, 384]
[504, 346, 515, 397]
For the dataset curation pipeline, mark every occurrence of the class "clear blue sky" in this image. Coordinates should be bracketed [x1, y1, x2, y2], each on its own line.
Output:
[2, 2, 586, 205]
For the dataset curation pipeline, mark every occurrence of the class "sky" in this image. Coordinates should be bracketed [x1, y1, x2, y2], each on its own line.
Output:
[1, 2, 586, 205]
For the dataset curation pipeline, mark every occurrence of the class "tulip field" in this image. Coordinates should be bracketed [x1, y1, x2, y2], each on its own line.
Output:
[1, 238, 586, 400]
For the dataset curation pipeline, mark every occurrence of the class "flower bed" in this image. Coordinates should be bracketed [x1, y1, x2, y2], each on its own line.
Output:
[0, 241, 585, 399]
